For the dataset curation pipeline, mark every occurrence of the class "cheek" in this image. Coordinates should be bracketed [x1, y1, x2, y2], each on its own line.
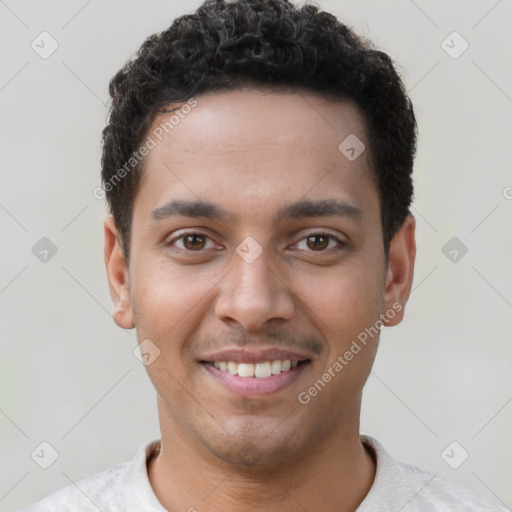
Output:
[293, 259, 383, 341]
[290, 264, 382, 423]
[130, 261, 220, 350]
[293, 259, 383, 395]
[130, 263, 216, 402]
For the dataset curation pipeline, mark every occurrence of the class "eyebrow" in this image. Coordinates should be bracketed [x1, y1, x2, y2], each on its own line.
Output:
[150, 198, 363, 223]
[276, 199, 363, 222]
[151, 200, 230, 221]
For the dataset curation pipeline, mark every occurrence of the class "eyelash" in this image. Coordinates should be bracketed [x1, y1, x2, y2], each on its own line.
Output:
[294, 233, 346, 252]
[166, 231, 347, 253]
[168, 232, 220, 252]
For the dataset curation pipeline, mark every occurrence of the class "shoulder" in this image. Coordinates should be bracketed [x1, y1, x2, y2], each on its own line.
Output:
[19, 461, 130, 512]
[359, 436, 508, 512]
[19, 441, 160, 512]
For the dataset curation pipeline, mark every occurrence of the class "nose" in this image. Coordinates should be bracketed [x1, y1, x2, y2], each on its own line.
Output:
[214, 249, 295, 331]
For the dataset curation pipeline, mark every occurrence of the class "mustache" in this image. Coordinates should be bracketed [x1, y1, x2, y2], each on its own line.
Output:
[193, 329, 324, 356]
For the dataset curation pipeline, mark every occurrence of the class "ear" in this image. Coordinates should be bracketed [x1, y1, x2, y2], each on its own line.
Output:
[382, 215, 416, 327]
[104, 216, 135, 329]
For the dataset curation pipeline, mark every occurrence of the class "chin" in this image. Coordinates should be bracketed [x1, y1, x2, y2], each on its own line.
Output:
[202, 420, 305, 468]
[209, 439, 295, 468]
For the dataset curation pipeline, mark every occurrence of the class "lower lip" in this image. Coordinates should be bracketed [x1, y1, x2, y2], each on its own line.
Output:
[202, 362, 310, 397]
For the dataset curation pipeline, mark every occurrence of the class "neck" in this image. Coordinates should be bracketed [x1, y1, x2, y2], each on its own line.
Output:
[148, 396, 375, 512]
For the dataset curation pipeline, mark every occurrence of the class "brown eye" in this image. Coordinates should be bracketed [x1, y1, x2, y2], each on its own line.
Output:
[166, 231, 222, 257]
[182, 234, 207, 250]
[306, 235, 330, 251]
[293, 233, 346, 254]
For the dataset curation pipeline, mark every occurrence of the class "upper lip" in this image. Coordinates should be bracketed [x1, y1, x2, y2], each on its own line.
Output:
[200, 347, 313, 364]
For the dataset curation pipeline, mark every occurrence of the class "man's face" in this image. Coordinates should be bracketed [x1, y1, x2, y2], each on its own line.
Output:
[106, 89, 414, 466]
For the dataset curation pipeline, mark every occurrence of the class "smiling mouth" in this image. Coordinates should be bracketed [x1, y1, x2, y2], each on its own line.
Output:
[201, 359, 311, 378]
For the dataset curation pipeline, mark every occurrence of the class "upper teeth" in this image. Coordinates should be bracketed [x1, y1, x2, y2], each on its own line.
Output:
[212, 360, 298, 378]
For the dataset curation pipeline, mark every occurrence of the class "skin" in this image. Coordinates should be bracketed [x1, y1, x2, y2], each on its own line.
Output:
[104, 88, 416, 511]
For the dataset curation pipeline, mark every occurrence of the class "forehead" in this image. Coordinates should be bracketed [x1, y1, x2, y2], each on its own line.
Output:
[135, 88, 378, 224]
[150, 88, 369, 162]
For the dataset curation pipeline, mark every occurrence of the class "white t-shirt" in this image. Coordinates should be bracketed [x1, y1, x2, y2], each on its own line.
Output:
[19, 436, 508, 511]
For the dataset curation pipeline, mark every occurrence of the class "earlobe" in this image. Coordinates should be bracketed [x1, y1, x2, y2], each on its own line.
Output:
[104, 216, 135, 330]
[382, 215, 416, 327]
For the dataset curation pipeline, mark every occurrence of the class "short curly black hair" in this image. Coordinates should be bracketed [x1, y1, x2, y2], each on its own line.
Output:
[101, 0, 416, 263]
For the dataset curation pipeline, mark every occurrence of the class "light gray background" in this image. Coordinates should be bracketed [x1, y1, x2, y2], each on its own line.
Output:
[0, 0, 511, 510]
